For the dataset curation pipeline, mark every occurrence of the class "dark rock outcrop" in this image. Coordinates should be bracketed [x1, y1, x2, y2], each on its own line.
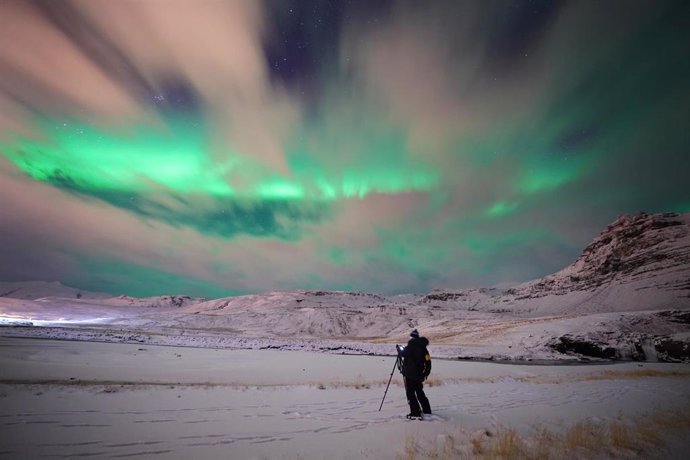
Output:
[551, 335, 618, 360]
[654, 337, 690, 362]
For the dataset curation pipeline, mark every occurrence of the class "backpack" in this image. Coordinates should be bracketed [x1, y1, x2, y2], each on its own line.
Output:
[400, 337, 432, 381]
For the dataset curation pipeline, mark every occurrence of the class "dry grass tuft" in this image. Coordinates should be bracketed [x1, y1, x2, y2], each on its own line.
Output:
[564, 420, 605, 450]
[512, 368, 690, 385]
[425, 376, 443, 387]
[590, 369, 690, 381]
[399, 405, 690, 459]
[533, 427, 556, 460]
[609, 421, 632, 449]
[425, 434, 457, 460]
[490, 429, 525, 459]
[470, 429, 487, 455]
[317, 375, 389, 389]
[441, 434, 456, 458]
[101, 385, 121, 394]
[397, 433, 461, 460]
[396, 434, 418, 460]
[649, 409, 690, 432]
[636, 423, 663, 447]
[352, 374, 372, 389]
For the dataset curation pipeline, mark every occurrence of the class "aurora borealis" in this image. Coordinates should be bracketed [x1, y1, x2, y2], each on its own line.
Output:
[1, 1, 689, 297]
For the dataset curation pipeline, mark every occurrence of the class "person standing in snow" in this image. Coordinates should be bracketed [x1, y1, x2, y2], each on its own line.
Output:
[397, 329, 432, 419]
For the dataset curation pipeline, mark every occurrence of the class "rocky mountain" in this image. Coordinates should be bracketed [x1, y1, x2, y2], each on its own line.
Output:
[513, 212, 689, 295]
[500, 212, 690, 315]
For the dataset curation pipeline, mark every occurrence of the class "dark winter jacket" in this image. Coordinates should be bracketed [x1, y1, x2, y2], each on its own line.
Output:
[399, 336, 431, 381]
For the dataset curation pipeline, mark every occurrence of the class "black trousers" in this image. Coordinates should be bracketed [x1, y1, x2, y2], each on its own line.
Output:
[404, 377, 431, 415]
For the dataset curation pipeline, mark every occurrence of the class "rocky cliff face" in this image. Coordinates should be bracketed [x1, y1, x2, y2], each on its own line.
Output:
[511, 212, 690, 301]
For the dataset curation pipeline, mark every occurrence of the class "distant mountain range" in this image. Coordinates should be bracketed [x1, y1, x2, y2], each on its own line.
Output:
[3, 212, 688, 315]
[2, 212, 689, 361]
[179, 211, 690, 318]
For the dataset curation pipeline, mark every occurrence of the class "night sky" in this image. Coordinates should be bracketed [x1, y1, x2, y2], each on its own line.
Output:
[1, 0, 689, 297]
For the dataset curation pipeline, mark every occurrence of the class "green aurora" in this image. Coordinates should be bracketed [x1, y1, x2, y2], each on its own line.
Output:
[4, 117, 439, 202]
[0, 1, 688, 297]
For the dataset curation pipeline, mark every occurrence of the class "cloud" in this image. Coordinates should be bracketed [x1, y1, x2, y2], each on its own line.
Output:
[0, 1, 144, 126]
[0, 1, 688, 296]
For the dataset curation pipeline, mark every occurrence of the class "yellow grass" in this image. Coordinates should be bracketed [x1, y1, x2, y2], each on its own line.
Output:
[506, 368, 690, 385]
[609, 421, 633, 449]
[396, 434, 418, 460]
[398, 406, 690, 459]
[581, 368, 690, 381]
[398, 367, 690, 388]
[425, 376, 444, 387]
[491, 429, 525, 459]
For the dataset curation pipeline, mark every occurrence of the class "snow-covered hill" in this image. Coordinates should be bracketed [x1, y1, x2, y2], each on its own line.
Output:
[529, 212, 689, 293]
[175, 290, 426, 338]
[0, 281, 110, 301]
[0, 281, 202, 309]
[502, 212, 690, 315]
[2, 212, 689, 361]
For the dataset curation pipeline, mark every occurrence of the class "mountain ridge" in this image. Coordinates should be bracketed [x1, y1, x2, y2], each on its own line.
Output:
[1, 213, 689, 361]
[2, 212, 689, 317]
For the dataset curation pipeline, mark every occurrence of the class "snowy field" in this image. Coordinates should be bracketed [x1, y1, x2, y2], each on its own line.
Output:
[1, 213, 689, 457]
[1, 337, 689, 459]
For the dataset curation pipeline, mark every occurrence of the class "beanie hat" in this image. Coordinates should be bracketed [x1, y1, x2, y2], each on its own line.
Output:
[410, 329, 419, 338]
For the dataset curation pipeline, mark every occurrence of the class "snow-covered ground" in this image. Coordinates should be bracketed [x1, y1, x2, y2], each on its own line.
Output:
[1, 213, 690, 457]
[1, 337, 689, 459]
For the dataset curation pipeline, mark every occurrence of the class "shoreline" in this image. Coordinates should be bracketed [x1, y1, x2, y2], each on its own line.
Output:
[2, 324, 684, 366]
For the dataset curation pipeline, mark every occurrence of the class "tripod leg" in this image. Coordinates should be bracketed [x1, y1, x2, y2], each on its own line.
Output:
[378, 356, 399, 411]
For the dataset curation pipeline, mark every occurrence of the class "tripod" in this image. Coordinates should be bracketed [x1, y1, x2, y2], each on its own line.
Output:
[378, 345, 403, 411]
